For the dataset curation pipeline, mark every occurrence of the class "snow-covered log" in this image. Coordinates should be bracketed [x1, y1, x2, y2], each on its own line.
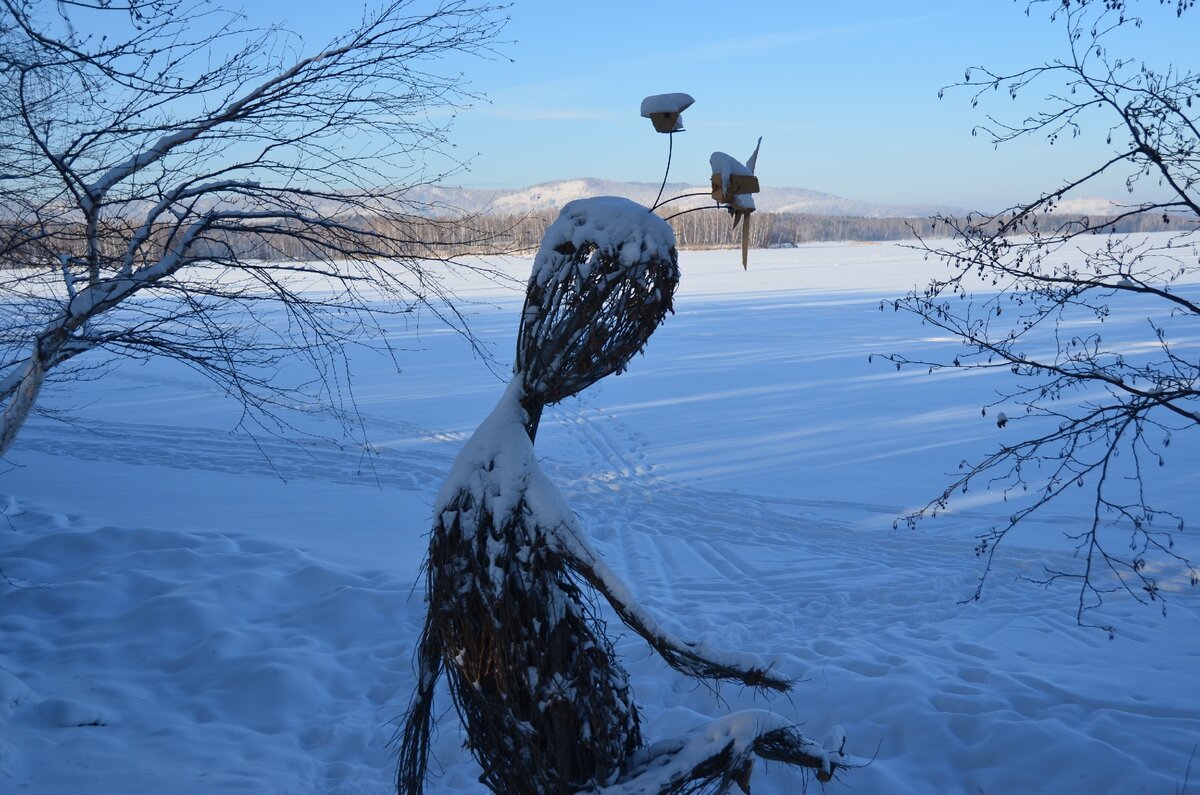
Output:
[604, 712, 849, 794]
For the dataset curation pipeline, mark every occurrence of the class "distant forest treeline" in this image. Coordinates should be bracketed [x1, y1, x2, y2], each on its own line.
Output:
[467, 208, 1194, 254]
[5, 209, 1192, 266]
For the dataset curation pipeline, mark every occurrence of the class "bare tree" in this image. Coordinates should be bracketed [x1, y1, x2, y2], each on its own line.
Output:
[0, 0, 507, 455]
[883, 0, 1199, 633]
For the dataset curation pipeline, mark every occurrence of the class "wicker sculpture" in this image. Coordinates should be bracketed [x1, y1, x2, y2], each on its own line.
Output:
[398, 197, 848, 795]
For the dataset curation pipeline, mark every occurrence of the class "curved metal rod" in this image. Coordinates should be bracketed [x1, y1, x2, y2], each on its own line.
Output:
[663, 204, 728, 221]
[650, 131, 675, 211]
[653, 191, 714, 211]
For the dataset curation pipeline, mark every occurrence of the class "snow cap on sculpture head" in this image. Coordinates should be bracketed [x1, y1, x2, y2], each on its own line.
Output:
[515, 196, 679, 438]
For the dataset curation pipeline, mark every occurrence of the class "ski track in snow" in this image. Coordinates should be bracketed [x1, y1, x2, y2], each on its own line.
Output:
[5, 394, 1197, 794]
[4, 244, 1200, 794]
[14, 417, 455, 494]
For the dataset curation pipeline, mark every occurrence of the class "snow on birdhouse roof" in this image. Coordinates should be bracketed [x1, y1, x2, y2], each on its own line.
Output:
[710, 151, 759, 205]
[639, 93, 695, 118]
[710, 151, 753, 183]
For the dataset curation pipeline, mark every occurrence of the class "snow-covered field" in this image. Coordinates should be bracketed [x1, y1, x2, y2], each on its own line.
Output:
[2, 241, 1198, 794]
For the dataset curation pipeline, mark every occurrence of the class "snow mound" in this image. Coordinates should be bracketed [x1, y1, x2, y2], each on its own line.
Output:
[0, 667, 34, 712]
[29, 697, 108, 728]
[0, 499, 429, 793]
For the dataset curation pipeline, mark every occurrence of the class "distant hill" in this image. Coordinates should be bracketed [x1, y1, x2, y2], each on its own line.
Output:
[384, 179, 1178, 253]
[1048, 197, 1125, 215]
[171, 181, 1172, 259]
[404, 178, 967, 218]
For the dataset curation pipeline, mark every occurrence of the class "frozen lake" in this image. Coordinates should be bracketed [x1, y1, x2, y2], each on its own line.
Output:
[2, 240, 1198, 793]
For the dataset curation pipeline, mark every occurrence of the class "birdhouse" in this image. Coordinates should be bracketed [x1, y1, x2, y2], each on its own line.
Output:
[709, 139, 763, 269]
[640, 92, 695, 133]
[709, 143, 761, 205]
[709, 172, 760, 204]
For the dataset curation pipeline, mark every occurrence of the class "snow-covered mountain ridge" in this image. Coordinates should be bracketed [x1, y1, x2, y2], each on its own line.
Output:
[405, 177, 966, 218]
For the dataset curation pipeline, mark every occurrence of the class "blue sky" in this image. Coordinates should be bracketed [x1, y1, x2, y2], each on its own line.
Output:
[193, 2, 1200, 209]
[446, 1, 1041, 205]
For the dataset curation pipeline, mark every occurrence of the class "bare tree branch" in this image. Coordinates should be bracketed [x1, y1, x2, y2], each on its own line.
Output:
[881, 0, 1199, 629]
[0, 0, 512, 456]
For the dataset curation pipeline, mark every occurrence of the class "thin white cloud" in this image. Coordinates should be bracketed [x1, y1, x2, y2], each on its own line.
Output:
[654, 12, 953, 64]
[466, 107, 622, 123]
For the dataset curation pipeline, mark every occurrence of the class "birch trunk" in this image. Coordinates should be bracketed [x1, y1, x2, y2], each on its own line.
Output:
[0, 349, 46, 457]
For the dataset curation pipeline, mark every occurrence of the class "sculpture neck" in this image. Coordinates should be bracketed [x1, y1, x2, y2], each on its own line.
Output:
[516, 373, 545, 443]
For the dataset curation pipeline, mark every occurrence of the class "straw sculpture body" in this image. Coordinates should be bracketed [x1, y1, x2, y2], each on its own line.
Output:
[398, 197, 847, 795]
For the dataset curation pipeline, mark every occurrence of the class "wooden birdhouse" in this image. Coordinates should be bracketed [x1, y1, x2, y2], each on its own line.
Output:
[709, 145, 761, 205]
[709, 140, 763, 269]
[640, 92, 695, 133]
[709, 172, 760, 204]
[710, 147, 758, 205]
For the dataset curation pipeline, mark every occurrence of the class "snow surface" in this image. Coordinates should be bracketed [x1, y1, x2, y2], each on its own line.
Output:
[2, 238, 1199, 794]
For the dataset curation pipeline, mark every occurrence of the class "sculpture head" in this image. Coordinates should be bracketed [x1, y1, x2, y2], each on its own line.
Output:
[516, 197, 679, 436]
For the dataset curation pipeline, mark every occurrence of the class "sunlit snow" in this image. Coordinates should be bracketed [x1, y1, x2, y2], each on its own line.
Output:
[2, 238, 1197, 794]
